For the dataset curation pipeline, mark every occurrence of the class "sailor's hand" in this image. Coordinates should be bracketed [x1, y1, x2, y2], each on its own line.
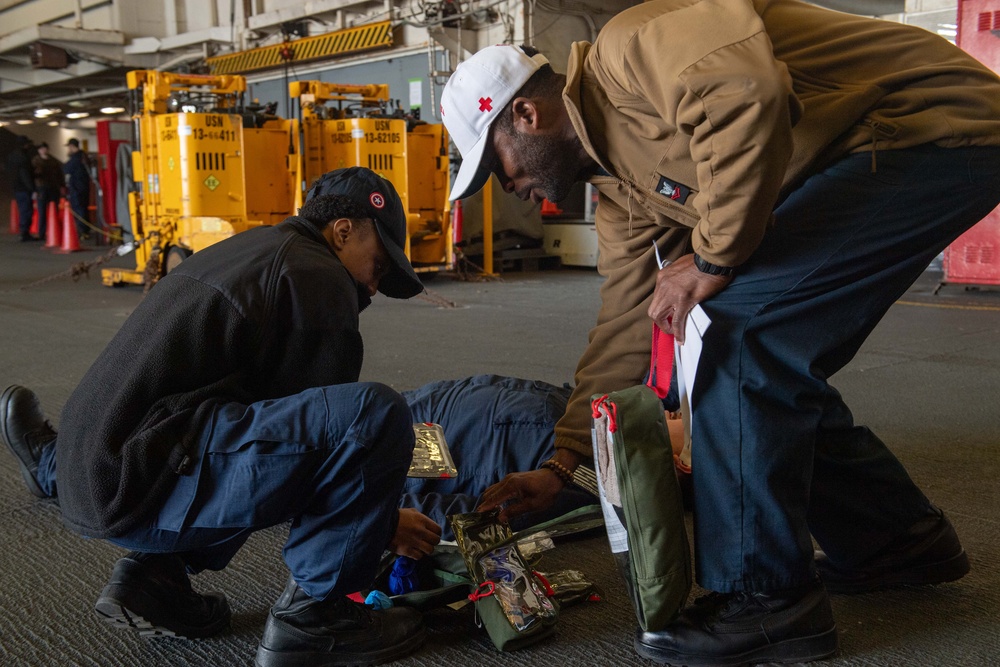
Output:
[389, 508, 442, 559]
[648, 253, 731, 344]
[478, 469, 563, 524]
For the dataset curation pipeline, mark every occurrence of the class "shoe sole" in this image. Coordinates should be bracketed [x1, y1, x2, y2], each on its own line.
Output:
[824, 549, 971, 594]
[0, 385, 48, 499]
[254, 626, 427, 667]
[95, 589, 231, 639]
[95, 596, 182, 639]
[634, 626, 838, 666]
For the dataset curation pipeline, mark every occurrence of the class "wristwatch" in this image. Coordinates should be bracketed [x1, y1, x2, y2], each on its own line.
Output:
[693, 253, 736, 277]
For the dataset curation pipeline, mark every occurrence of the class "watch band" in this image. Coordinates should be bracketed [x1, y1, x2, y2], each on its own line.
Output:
[693, 253, 736, 277]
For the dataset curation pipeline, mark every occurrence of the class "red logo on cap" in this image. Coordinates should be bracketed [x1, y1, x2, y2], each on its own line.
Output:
[370, 192, 385, 209]
[479, 97, 493, 112]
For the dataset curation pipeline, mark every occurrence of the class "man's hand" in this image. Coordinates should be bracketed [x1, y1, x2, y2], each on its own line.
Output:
[477, 469, 564, 524]
[389, 508, 441, 560]
[648, 253, 732, 343]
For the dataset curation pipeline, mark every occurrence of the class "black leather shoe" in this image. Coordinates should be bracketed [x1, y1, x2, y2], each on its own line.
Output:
[255, 576, 425, 667]
[635, 581, 838, 666]
[1, 385, 56, 498]
[817, 507, 969, 594]
[94, 554, 231, 638]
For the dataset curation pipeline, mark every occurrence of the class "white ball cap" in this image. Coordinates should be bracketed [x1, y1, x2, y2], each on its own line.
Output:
[440, 45, 549, 201]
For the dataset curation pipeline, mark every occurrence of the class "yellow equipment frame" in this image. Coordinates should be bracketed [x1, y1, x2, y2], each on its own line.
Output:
[291, 80, 454, 274]
[102, 71, 300, 287]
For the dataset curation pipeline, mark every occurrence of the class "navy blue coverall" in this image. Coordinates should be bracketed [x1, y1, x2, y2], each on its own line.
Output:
[401, 375, 597, 539]
[63, 151, 91, 238]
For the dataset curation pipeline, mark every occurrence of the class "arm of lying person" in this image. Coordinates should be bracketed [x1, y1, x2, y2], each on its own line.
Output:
[389, 508, 442, 560]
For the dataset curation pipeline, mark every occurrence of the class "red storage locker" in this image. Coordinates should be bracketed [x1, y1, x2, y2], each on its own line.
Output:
[943, 0, 1000, 287]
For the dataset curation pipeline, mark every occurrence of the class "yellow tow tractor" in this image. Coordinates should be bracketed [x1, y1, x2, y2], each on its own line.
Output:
[290, 80, 454, 275]
[102, 70, 299, 287]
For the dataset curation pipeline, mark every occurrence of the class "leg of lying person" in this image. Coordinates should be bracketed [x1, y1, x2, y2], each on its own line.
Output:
[401, 375, 598, 537]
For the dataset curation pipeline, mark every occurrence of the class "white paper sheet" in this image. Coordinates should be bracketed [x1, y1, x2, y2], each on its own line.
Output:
[675, 305, 710, 467]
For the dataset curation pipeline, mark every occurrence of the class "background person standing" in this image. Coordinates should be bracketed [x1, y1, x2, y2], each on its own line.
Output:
[5, 135, 37, 241]
[31, 142, 63, 240]
[63, 138, 92, 240]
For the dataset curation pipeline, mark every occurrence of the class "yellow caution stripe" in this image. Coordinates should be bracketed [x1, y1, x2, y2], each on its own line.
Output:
[207, 21, 393, 75]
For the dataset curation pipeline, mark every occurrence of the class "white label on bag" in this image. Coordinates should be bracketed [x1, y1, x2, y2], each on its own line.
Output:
[592, 421, 629, 554]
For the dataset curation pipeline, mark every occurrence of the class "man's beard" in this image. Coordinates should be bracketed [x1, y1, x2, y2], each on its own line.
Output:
[510, 130, 585, 203]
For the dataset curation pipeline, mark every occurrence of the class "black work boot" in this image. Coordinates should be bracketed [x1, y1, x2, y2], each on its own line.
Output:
[255, 576, 426, 667]
[817, 506, 970, 594]
[1, 385, 56, 498]
[635, 580, 838, 666]
[94, 553, 231, 638]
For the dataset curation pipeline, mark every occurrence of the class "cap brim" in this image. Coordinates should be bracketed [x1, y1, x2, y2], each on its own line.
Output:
[374, 224, 424, 299]
[449, 130, 493, 201]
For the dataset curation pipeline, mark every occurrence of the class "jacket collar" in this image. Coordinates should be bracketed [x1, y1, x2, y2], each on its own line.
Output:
[563, 41, 614, 180]
[279, 215, 335, 252]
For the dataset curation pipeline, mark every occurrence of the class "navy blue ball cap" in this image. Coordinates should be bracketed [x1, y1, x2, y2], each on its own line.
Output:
[307, 167, 423, 299]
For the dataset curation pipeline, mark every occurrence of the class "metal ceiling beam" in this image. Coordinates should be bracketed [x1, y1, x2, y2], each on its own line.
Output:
[246, 0, 374, 32]
[0, 24, 125, 55]
[0, 58, 116, 93]
[124, 26, 234, 55]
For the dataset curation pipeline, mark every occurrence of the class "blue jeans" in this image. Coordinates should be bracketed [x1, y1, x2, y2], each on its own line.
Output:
[690, 145, 1000, 592]
[38, 383, 414, 600]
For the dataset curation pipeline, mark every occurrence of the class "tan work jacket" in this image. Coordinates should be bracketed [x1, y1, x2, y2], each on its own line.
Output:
[554, 0, 1000, 456]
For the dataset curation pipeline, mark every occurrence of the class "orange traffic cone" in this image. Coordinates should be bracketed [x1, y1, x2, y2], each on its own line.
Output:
[45, 200, 58, 241]
[9, 199, 18, 235]
[540, 198, 563, 217]
[55, 201, 82, 254]
[45, 201, 64, 248]
[29, 199, 38, 236]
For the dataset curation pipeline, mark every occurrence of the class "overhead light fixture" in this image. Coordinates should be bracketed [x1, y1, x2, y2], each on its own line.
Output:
[100, 106, 126, 114]
[15, 119, 33, 125]
[47, 120, 59, 126]
[66, 111, 90, 119]
[0, 121, 6, 127]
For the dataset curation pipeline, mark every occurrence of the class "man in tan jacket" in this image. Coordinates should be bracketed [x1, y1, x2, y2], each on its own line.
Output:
[441, 0, 1000, 664]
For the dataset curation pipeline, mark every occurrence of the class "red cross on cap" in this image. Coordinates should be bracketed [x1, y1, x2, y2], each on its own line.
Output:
[479, 97, 493, 112]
